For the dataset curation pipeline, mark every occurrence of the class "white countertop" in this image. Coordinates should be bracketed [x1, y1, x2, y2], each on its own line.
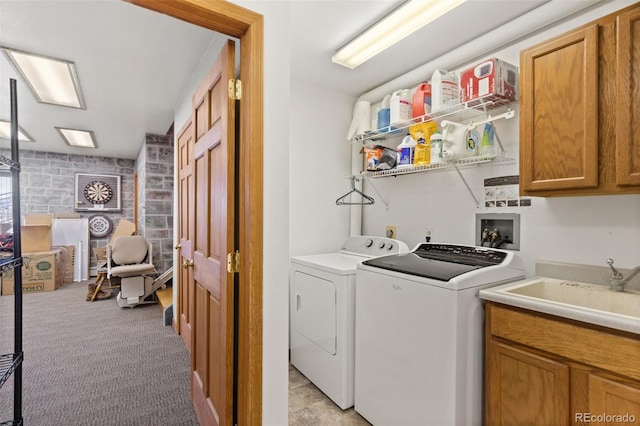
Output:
[480, 277, 640, 335]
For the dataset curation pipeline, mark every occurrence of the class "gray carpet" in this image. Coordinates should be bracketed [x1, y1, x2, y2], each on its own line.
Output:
[0, 281, 199, 425]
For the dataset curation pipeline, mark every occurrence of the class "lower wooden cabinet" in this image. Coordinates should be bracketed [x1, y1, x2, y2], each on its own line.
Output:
[487, 341, 569, 425]
[485, 303, 640, 425]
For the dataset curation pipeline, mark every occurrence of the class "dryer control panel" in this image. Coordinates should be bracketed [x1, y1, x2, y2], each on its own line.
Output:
[340, 236, 409, 257]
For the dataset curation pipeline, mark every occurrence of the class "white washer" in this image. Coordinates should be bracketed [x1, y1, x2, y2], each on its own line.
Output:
[354, 243, 524, 425]
[290, 236, 409, 409]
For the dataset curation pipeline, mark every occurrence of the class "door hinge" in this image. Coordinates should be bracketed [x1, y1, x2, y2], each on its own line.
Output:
[228, 79, 242, 100]
[227, 250, 240, 273]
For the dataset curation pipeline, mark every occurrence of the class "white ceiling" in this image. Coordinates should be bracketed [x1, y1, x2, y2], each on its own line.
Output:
[0, 0, 579, 159]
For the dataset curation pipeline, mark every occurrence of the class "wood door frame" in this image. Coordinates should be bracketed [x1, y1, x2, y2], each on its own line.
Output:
[133, 171, 138, 233]
[125, 1, 264, 424]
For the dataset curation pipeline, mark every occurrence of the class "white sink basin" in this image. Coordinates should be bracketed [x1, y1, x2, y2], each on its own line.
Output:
[480, 277, 640, 334]
[503, 278, 640, 318]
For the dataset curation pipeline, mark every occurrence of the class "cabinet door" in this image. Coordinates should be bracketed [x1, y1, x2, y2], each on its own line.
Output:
[520, 25, 599, 193]
[487, 340, 570, 425]
[616, 7, 640, 186]
[588, 374, 640, 424]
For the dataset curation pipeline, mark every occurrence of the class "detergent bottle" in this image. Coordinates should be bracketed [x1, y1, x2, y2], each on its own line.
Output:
[479, 123, 495, 156]
[411, 83, 431, 119]
[413, 132, 430, 166]
[431, 69, 460, 112]
[397, 134, 417, 167]
[390, 89, 412, 126]
[430, 130, 443, 164]
[377, 94, 391, 132]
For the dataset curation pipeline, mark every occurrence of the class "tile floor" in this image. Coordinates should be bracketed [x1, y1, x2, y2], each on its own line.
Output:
[289, 365, 371, 425]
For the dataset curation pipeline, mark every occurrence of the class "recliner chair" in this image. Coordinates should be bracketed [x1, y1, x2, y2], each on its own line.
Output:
[107, 235, 156, 308]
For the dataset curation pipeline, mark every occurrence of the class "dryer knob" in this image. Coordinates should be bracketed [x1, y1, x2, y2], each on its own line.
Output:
[387, 243, 394, 250]
[365, 239, 374, 247]
[378, 241, 386, 249]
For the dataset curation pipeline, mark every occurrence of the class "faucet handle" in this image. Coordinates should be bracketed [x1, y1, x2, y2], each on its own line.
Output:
[606, 258, 624, 279]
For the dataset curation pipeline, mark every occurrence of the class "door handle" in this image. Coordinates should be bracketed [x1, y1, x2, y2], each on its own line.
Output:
[296, 294, 301, 311]
[175, 243, 182, 250]
[183, 260, 194, 269]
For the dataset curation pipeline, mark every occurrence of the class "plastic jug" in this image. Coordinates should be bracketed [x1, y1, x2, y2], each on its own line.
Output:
[431, 69, 460, 112]
[397, 134, 417, 167]
[390, 89, 412, 125]
[441, 120, 475, 160]
[413, 134, 430, 166]
[412, 83, 431, 119]
[430, 130, 443, 164]
[377, 94, 391, 132]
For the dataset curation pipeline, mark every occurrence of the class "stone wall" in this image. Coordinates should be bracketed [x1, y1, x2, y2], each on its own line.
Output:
[1, 135, 174, 276]
[0, 149, 135, 272]
[136, 133, 174, 275]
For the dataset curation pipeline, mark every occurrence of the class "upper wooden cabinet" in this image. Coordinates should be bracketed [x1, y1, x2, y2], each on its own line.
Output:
[520, 3, 640, 196]
[616, 6, 640, 186]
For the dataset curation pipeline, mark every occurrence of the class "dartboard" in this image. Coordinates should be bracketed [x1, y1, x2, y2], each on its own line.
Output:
[88, 214, 113, 238]
[84, 181, 113, 204]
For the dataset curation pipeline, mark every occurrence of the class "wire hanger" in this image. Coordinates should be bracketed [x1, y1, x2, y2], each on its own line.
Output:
[336, 176, 375, 206]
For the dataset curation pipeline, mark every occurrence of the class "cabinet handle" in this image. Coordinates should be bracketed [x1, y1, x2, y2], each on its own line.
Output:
[175, 243, 182, 250]
[182, 260, 194, 269]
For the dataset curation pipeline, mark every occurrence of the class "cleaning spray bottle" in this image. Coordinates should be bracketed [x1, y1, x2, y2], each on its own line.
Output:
[397, 134, 417, 168]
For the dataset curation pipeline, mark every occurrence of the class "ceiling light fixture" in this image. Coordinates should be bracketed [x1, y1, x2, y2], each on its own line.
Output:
[332, 0, 467, 69]
[55, 127, 97, 148]
[1, 47, 86, 109]
[0, 120, 34, 142]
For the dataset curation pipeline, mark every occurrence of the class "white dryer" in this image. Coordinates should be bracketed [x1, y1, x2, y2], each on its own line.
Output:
[290, 236, 409, 409]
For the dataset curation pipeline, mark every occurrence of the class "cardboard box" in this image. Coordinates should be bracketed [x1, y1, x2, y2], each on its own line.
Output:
[62, 245, 75, 283]
[24, 214, 54, 226]
[1, 248, 64, 295]
[22, 214, 53, 252]
[460, 58, 518, 106]
[54, 212, 82, 219]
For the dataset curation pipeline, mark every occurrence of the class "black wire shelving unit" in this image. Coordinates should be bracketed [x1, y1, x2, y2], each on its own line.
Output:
[0, 78, 25, 426]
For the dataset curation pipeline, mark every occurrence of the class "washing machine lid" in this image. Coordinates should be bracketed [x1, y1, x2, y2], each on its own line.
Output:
[291, 252, 369, 275]
[361, 243, 510, 282]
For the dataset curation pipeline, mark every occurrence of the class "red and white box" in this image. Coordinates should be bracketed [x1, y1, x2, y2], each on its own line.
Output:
[460, 58, 518, 106]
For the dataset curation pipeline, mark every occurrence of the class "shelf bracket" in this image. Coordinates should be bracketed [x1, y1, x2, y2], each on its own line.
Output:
[451, 163, 480, 207]
[363, 177, 389, 209]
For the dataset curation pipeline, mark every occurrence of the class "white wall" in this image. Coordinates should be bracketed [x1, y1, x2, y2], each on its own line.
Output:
[289, 79, 355, 256]
[360, 1, 640, 278]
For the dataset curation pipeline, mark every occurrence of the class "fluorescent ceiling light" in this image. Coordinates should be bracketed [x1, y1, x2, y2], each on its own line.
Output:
[0, 120, 34, 142]
[332, 0, 467, 69]
[1, 47, 86, 109]
[56, 128, 97, 148]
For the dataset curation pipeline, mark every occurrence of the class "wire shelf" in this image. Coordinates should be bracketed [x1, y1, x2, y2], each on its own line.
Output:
[0, 353, 22, 390]
[354, 97, 513, 144]
[361, 154, 515, 179]
[0, 258, 21, 275]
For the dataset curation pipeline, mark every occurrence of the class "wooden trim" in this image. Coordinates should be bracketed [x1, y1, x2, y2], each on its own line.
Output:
[133, 172, 138, 233]
[237, 15, 264, 426]
[125, 1, 264, 424]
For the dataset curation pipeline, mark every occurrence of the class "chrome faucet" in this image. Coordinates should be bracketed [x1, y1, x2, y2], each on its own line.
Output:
[606, 259, 640, 292]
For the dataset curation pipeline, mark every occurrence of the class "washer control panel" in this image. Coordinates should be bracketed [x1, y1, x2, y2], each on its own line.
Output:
[340, 236, 410, 256]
